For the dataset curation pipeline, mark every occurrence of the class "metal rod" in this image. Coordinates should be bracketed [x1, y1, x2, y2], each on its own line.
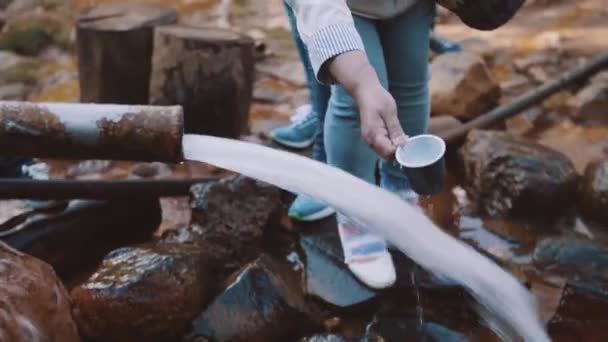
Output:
[0, 178, 220, 199]
[0, 101, 184, 162]
[440, 52, 608, 145]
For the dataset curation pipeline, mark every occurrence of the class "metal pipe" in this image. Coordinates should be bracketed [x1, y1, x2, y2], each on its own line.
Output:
[0, 178, 221, 199]
[0, 101, 184, 162]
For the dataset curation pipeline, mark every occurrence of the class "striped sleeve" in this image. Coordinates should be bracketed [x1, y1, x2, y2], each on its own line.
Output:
[286, 0, 365, 83]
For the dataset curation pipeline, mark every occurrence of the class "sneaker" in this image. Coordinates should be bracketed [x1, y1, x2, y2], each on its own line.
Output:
[270, 105, 318, 149]
[337, 214, 396, 289]
[288, 194, 335, 222]
[430, 31, 463, 54]
[20, 162, 57, 210]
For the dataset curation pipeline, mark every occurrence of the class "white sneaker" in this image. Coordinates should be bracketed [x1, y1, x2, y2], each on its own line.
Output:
[337, 214, 396, 289]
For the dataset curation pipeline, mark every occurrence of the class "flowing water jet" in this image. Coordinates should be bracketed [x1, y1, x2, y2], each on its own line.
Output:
[183, 134, 550, 342]
[0, 102, 549, 341]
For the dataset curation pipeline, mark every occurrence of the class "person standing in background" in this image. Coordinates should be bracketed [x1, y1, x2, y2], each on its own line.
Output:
[271, 1, 460, 223]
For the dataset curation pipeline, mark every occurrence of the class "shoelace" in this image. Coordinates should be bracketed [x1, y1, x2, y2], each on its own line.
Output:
[289, 105, 318, 129]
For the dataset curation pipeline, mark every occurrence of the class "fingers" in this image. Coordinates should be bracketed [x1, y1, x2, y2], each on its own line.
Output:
[362, 124, 395, 160]
[379, 100, 407, 148]
[371, 134, 397, 160]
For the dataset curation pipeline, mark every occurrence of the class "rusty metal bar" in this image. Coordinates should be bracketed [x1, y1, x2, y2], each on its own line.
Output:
[0, 101, 184, 162]
[441, 52, 608, 146]
[0, 178, 221, 199]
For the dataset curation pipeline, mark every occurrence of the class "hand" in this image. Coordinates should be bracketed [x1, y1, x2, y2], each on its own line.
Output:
[328, 51, 407, 159]
[354, 82, 407, 159]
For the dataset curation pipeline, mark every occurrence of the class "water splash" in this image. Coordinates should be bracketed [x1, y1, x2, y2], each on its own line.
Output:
[183, 134, 550, 341]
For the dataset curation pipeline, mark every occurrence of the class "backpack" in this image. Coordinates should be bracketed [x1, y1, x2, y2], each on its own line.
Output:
[436, 0, 526, 31]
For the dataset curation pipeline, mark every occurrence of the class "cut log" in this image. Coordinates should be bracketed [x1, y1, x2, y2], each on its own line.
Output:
[76, 3, 177, 104]
[149, 25, 255, 137]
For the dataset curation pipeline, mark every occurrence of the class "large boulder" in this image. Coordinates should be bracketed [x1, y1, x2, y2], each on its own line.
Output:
[579, 160, 608, 226]
[189, 254, 319, 342]
[162, 176, 282, 276]
[2, 199, 162, 280]
[71, 243, 209, 342]
[533, 236, 608, 294]
[459, 130, 578, 217]
[0, 241, 80, 341]
[430, 51, 500, 119]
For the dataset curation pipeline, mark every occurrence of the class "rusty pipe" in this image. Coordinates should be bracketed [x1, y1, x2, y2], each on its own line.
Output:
[0, 101, 184, 162]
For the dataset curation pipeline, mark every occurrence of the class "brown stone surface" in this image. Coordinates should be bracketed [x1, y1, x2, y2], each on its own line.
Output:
[459, 130, 578, 217]
[0, 241, 80, 341]
[71, 243, 209, 342]
[430, 51, 500, 119]
[162, 175, 282, 275]
[579, 159, 608, 226]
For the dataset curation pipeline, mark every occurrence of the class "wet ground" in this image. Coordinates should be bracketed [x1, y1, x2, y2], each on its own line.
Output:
[0, 0, 607, 340]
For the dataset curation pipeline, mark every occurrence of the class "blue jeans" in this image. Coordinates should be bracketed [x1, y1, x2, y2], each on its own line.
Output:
[325, 0, 434, 194]
[284, 1, 330, 163]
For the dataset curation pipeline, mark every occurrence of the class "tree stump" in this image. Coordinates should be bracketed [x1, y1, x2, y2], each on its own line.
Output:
[76, 3, 177, 104]
[149, 25, 255, 138]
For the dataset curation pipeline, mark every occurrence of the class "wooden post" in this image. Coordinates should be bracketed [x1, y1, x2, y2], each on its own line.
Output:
[149, 25, 255, 138]
[76, 3, 177, 104]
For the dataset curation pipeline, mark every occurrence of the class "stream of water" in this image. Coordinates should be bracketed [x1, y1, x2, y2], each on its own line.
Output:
[182, 134, 550, 341]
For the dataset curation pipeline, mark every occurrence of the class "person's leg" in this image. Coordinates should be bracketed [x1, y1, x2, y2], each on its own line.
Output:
[325, 15, 395, 289]
[280, 0, 335, 221]
[377, 0, 435, 204]
[272, 1, 330, 160]
[284, 1, 330, 162]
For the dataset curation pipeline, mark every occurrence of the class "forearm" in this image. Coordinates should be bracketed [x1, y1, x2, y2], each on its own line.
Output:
[328, 51, 380, 100]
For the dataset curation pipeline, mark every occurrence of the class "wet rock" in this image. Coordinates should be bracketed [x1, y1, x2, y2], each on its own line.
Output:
[567, 82, 608, 124]
[0, 241, 80, 341]
[0, 82, 26, 99]
[2, 199, 161, 280]
[0, 50, 39, 84]
[459, 130, 578, 217]
[533, 237, 608, 292]
[547, 282, 608, 342]
[0, 9, 72, 55]
[190, 254, 319, 342]
[430, 51, 500, 119]
[364, 315, 470, 342]
[301, 334, 355, 342]
[579, 160, 608, 226]
[163, 176, 282, 275]
[71, 243, 209, 342]
[299, 219, 377, 307]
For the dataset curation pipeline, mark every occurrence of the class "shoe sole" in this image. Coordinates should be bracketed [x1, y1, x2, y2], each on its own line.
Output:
[290, 207, 336, 222]
[271, 136, 314, 150]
